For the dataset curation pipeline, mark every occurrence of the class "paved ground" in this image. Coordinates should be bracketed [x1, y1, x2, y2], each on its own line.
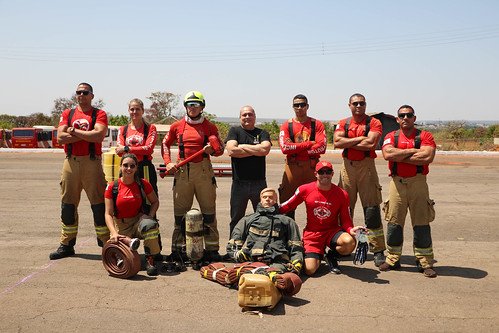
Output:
[0, 149, 498, 332]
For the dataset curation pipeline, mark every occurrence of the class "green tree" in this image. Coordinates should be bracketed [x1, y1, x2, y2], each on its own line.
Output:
[51, 95, 105, 126]
[27, 112, 52, 126]
[0, 114, 17, 129]
[486, 124, 499, 138]
[108, 114, 129, 126]
[323, 121, 335, 145]
[260, 120, 281, 142]
[146, 91, 180, 124]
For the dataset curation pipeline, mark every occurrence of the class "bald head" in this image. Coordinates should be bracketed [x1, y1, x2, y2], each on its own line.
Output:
[240, 105, 256, 130]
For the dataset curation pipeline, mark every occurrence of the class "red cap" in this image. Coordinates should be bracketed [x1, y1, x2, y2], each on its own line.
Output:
[315, 160, 333, 172]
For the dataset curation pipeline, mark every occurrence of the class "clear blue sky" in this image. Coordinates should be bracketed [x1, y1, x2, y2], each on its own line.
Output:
[1, 0, 498, 121]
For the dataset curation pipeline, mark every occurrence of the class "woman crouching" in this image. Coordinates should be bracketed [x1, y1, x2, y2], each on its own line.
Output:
[104, 153, 162, 276]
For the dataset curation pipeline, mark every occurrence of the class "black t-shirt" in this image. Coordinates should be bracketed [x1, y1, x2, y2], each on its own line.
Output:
[225, 126, 271, 181]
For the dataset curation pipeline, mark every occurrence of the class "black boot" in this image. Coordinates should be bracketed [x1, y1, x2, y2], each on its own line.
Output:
[49, 244, 75, 260]
[325, 249, 341, 274]
[145, 255, 158, 276]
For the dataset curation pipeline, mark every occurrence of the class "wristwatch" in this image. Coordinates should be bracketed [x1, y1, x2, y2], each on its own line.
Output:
[124, 146, 130, 153]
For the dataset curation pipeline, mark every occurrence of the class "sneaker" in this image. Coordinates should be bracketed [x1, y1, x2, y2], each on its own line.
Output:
[324, 250, 341, 274]
[416, 262, 437, 278]
[373, 251, 385, 267]
[379, 261, 401, 271]
[145, 256, 158, 276]
[49, 244, 75, 260]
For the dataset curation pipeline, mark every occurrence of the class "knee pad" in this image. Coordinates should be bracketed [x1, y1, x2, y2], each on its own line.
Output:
[414, 225, 432, 248]
[387, 223, 403, 246]
[364, 206, 382, 229]
[139, 217, 159, 233]
[91, 203, 106, 226]
[61, 203, 76, 225]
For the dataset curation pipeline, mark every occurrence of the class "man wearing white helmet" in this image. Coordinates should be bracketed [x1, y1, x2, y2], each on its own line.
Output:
[161, 91, 225, 265]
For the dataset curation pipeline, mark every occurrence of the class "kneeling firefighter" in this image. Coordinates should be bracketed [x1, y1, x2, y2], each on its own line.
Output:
[104, 153, 162, 276]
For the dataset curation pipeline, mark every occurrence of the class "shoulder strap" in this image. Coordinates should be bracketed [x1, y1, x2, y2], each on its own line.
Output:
[89, 108, 97, 160]
[342, 117, 351, 158]
[310, 119, 316, 141]
[142, 122, 150, 161]
[202, 120, 210, 158]
[143, 122, 149, 141]
[288, 119, 294, 142]
[66, 108, 76, 158]
[122, 124, 128, 140]
[414, 129, 423, 174]
[137, 179, 150, 214]
[364, 116, 371, 157]
[364, 116, 371, 136]
[414, 129, 421, 149]
[112, 180, 119, 216]
[178, 118, 186, 159]
[391, 130, 400, 176]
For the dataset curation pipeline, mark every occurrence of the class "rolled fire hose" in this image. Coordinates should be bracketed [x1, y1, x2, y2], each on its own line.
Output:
[102, 237, 141, 279]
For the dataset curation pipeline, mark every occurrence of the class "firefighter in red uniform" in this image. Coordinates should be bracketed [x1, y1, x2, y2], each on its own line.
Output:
[278, 94, 327, 219]
[161, 91, 224, 265]
[333, 93, 386, 267]
[380, 105, 437, 278]
[49, 82, 110, 260]
[116, 98, 159, 196]
[280, 161, 367, 275]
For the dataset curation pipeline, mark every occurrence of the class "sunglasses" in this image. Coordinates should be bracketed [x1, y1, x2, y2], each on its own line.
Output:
[293, 102, 307, 108]
[122, 163, 136, 169]
[186, 102, 202, 107]
[75, 90, 91, 96]
[398, 113, 415, 119]
[351, 101, 366, 107]
[317, 169, 333, 175]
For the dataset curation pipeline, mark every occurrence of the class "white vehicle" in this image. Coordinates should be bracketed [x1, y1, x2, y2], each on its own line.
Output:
[103, 125, 120, 148]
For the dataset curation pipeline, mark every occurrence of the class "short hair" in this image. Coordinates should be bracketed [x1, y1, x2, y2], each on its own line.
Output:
[293, 94, 308, 104]
[398, 105, 415, 114]
[349, 93, 365, 103]
[240, 105, 255, 116]
[128, 98, 144, 110]
[260, 187, 278, 199]
[77, 82, 93, 93]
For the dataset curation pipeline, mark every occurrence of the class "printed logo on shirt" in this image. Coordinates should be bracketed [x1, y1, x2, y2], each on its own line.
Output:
[126, 134, 144, 146]
[295, 131, 310, 143]
[72, 118, 90, 131]
[314, 206, 331, 220]
[383, 138, 391, 146]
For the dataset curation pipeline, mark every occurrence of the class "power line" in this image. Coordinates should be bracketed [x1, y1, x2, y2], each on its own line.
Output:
[1, 25, 498, 63]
